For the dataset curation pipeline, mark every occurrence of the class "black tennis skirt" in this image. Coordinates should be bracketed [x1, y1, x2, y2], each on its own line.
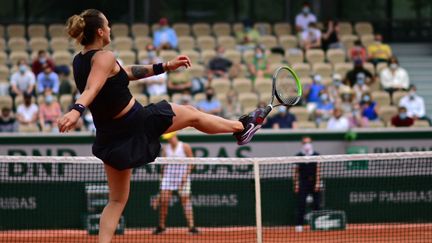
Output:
[92, 100, 175, 170]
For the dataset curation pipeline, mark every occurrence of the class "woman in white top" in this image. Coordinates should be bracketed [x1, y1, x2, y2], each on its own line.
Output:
[153, 132, 198, 235]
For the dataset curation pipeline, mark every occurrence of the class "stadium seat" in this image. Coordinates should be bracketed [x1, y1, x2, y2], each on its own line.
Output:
[372, 91, 391, 106]
[113, 37, 133, 51]
[211, 78, 231, 94]
[238, 92, 259, 109]
[201, 49, 216, 65]
[413, 120, 430, 128]
[254, 77, 272, 94]
[312, 63, 333, 78]
[133, 93, 148, 106]
[9, 51, 29, 65]
[232, 22, 243, 34]
[290, 106, 309, 121]
[305, 49, 325, 64]
[118, 50, 136, 65]
[7, 37, 27, 52]
[18, 124, 40, 133]
[363, 62, 375, 75]
[131, 23, 149, 37]
[340, 34, 358, 52]
[53, 51, 72, 66]
[361, 34, 375, 48]
[178, 36, 196, 51]
[254, 22, 271, 35]
[194, 92, 206, 103]
[278, 35, 299, 50]
[293, 121, 316, 129]
[149, 94, 170, 104]
[27, 24, 46, 38]
[273, 22, 292, 37]
[192, 23, 211, 36]
[259, 35, 278, 49]
[267, 53, 284, 65]
[7, 24, 25, 38]
[181, 50, 200, 64]
[173, 23, 191, 37]
[355, 22, 374, 36]
[187, 64, 205, 78]
[134, 36, 153, 51]
[292, 63, 311, 78]
[0, 65, 8, 79]
[197, 36, 216, 51]
[285, 49, 304, 65]
[326, 49, 346, 65]
[232, 78, 253, 93]
[392, 91, 408, 105]
[128, 81, 144, 94]
[333, 62, 353, 77]
[377, 105, 398, 125]
[212, 22, 231, 37]
[50, 37, 69, 52]
[0, 53, 8, 66]
[29, 37, 49, 52]
[59, 94, 73, 112]
[216, 36, 236, 50]
[376, 62, 388, 74]
[160, 50, 178, 62]
[338, 22, 353, 35]
[0, 25, 4, 38]
[242, 49, 255, 64]
[111, 23, 129, 37]
[368, 120, 385, 128]
[269, 63, 285, 73]
[300, 76, 313, 87]
[224, 49, 242, 64]
[0, 39, 5, 52]
[48, 24, 67, 38]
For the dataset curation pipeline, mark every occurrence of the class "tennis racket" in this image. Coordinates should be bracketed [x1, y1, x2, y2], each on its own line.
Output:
[257, 66, 303, 122]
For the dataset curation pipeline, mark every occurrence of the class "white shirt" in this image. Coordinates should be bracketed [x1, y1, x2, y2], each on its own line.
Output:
[10, 71, 36, 91]
[163, 142, 188, 180]
[139, 72, 167, 96]
[300, 28, 321, 43]
[399, 94, 426, 118]
[17, 104, 38, 122]
[327, 116, 349, 130]
[380, 67, 410, 90]
[295, 13, 317, 31]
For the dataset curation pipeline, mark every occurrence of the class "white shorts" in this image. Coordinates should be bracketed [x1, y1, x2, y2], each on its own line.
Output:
[160, 176, 191, 196]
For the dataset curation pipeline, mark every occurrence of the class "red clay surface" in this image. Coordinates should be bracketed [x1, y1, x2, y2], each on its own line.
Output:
[1, 224, 432, 243]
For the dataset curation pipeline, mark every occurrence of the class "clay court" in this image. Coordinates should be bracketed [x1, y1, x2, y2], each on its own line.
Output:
[2, 224, 432, 243]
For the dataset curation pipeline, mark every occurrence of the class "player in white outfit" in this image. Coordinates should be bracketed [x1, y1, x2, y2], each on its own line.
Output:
[153, 132, 198, 235]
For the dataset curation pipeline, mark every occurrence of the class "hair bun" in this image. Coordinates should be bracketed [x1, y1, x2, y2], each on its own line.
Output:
[66, 14, 86, 41]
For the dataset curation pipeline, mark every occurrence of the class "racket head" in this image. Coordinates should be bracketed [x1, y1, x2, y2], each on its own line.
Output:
[272, 66, 303, 106]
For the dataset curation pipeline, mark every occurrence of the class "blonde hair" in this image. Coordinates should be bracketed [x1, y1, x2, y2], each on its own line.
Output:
[66, 9, 103, 46]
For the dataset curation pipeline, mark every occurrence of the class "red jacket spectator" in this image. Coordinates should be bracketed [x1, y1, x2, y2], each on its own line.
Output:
[32, 50, 55, 76]
[391, 106, 414, 127]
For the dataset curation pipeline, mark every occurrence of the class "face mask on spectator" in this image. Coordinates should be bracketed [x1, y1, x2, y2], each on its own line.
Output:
[301, 143, 313, 155]
[363, 95, 371, 102]
[19, 65, 27, 73]
[342, 93, 351, 101]
[45, 95, 53, 104]
[206, 93, 214, 101]
[278, 106, 287, 113]
[320, 94, 328, 102]
[334, 79, 342, 86]
[390, 63, 398, 70]
[409, 91, 416, 100]
[302, 6, 310, 14]
[148, 51, 156, 59]
[39, 57, 47, 64]
[399, 112, 407, 119]
[255, 53, 263, 59]
[357, 78, 365, 85]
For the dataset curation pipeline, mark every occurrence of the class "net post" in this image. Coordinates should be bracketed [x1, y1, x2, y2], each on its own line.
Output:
[253, 160, 263, 243]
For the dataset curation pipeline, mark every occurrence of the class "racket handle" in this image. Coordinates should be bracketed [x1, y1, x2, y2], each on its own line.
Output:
[258, 105, 272, 123]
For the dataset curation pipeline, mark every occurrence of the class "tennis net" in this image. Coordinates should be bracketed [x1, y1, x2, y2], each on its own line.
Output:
[0, 152, 431, 243]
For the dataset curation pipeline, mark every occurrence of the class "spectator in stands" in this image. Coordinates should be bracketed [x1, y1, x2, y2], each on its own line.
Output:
[37, 64, 60, 95]
[360, 93, 379, 121]
[153, 18, 178, 50]
[399, 85, 430, 125]
[349, 103, 369, 128]
[391, 106, 414, 127]
[138, 45, 168, 97]
[207, 45, 233, 79]
[293, 136, 321, 233]
[235, 19, 261, 52]
[338, 87, 355, 114]
[16, 92, 39, 131]
[314, 90, 334, 125]
[196, 87, 222, 116]
[345, 59, 374, 87]
[32, 50, 55, 76]
[0, 107, 18, 132]
[327, 73, 348, 103]
[349, 40, 368, 62]
[322, 20, 342, 50]
[326, 107, 349, 130]
[267, 106, 297, 129]
[38, 94, 62, 132]
[140, 44, 162, 65]
[305, 75, 325, 112]
[367, 34, 392, 66]
[247, 45, 271, 80]
[10, 59, 36, 103]
[167, 71, 192, 96]
[380, 56, 410, 98]
[295, 2, 317, 32]
[352, 73, 370, 102]
[58, 69, 73, 97]
[300, 22, 322, 50]
[222, 90, 242, 120]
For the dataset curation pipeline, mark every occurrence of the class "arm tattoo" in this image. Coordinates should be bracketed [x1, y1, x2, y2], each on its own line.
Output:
[131, 65, 150, 79]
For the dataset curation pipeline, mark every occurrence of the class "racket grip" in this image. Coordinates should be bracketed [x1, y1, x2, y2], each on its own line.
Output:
[258, 105, 272, 122]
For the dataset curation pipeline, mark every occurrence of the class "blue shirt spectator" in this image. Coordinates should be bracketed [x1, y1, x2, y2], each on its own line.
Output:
[37, 66, 59, 95]
[306, 75, 325, 103]
[196, 87, 222, 116]
[362, 101, 378, 120]
[153, 18, 178, 50]
[267, 106, 296, 129]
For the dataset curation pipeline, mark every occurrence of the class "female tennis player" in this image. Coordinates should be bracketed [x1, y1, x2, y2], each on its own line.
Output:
[58, 9, 263, 242]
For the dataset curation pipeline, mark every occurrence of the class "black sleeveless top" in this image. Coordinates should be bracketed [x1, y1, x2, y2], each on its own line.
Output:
[72, 50, 133, 125]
